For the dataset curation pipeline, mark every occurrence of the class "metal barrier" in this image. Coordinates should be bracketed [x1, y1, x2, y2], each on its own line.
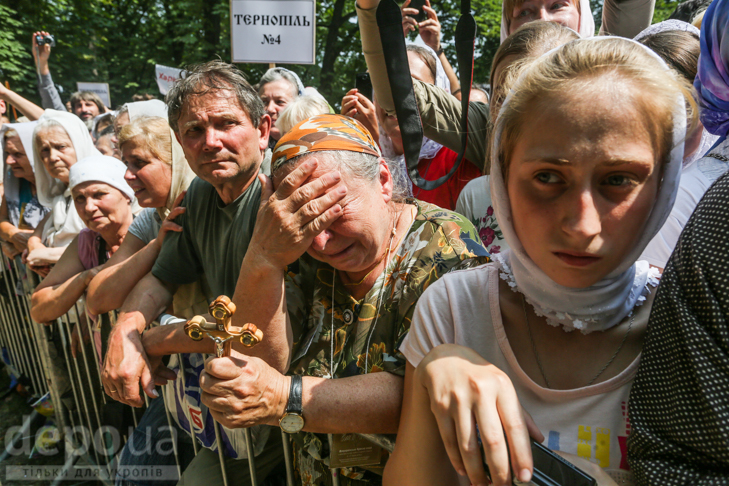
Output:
[0, 252, 394, 486]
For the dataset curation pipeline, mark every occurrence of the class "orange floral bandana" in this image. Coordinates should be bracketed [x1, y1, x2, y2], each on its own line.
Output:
[271, 114, 381, 173]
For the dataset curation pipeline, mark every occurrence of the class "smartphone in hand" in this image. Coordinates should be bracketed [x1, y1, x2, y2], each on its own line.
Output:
[355, 72, 374, 102]
[406, 0, 428, 23]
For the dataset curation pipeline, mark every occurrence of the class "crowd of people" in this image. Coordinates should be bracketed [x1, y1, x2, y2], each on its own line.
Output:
[1, 0, 729, 484]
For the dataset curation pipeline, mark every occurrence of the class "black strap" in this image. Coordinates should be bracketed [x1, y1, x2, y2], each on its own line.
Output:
[377, 0, 476, 191]
[286, 374, 303, 415]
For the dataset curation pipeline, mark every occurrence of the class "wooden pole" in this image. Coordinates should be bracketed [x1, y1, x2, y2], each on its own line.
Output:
[269, 63, 276, 69]
[4, 81, 18, 121]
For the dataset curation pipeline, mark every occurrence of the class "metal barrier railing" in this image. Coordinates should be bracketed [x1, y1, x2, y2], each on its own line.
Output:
[0, 252, 395, 486]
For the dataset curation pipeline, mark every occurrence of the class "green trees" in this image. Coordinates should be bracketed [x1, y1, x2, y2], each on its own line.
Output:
[1, 0, 676, 112]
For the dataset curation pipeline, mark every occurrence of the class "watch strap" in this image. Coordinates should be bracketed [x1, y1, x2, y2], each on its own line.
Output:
[286, 374, 303, 415]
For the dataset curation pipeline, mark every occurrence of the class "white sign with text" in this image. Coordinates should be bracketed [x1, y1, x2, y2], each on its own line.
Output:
[76, 82, 111, 108]
[230, 0, 316, 64]
[155, 64, 186, 95]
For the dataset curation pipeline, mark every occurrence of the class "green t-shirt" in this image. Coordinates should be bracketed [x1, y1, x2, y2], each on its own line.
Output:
[152, 176, 261, 299]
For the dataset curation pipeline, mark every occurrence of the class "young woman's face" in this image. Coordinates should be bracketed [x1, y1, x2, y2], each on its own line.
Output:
[4, 135, 35, 183]
[122, 138, 172, 208]
[507, 89, 661, 288]
[37, 126, 77, 185]
[509, 0, 580, 35]
[72, 181, 131, 233]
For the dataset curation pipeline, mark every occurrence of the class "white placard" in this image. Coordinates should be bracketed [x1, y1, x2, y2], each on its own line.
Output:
[155, 64, 186, 95]
[230, 0, 316, 64]
[76, 82, 111, 108]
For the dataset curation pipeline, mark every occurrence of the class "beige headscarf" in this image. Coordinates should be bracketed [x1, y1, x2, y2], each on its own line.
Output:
[161, 130, 195, 220]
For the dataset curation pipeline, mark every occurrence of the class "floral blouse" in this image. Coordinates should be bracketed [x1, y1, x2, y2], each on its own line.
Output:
[455, 175, 506, 254]
[284, 199, 489, 485]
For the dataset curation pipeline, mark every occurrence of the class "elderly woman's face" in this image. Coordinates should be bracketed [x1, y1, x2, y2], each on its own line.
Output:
[260, 79, 297, 141]
[122, 137, 172, 208]
[72, 181, 131, 233]
[509, 0, 580, 34]
[4, 135, 35, 183]
[37, 126, 77, 185]
[274, 155, 394, 274]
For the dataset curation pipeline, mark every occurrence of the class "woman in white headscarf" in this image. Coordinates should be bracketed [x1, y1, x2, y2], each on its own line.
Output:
[0, 121, 51, 258]
[85, 115, 203, 319]
[384, 37, 692, 486]
[25, 109, 102, 276]
[111, 99, 168, 146]
[30, 156, 134, 335]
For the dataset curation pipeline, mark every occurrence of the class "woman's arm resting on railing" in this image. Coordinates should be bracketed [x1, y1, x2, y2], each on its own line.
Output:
[30, 236, 98, 323]
[0, 196, 33, 252]
[86, 234, 150, 315]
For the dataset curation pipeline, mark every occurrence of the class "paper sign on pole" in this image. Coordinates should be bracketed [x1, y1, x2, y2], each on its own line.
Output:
[230, 0, 316, 64]
[76, 82, 111, 108]
[156, 64, 186, 95]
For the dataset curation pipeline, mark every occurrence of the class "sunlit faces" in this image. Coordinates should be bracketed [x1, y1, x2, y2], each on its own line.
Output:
[121, 138, 172, 208]
[260, 79, 297, 141]
[36, 126, 78, 185]
[273, 156, 395, 274]
[506, 87, 660, 289]
[73, 100, 100, 122]
[4, 136, 35, 183]
[174, 90, 268, 186]
[72, 181, 131, 233]
[509, 0, 580, 35]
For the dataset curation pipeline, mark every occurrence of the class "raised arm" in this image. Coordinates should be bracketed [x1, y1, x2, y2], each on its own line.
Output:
[30, 236, 98, 323]
[0, 84, 44, 121]
[31, 32, 66, 112]
[600, 0, 655, 38]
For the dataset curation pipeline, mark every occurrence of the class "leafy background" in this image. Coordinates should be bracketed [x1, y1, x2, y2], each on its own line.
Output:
[1, 0, 678, 113]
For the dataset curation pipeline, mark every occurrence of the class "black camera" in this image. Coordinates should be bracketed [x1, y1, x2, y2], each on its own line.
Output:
[35, 34, 56, 47]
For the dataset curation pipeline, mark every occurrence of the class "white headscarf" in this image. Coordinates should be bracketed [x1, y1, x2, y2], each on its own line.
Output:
[500, 0, 594, 43]
[1, 121, 43, 227]
[33, 109, 102, 247]
[69, 155, 134, 199]
[123, 100, 168, 120]
[633, 20, 720, 168]
[490, 37, 685, 333]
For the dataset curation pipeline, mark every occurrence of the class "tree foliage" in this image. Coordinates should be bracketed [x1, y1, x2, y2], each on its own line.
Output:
[2, 0, 677, 112]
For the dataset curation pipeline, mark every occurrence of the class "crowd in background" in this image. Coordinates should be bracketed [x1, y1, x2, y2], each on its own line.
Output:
[1, 0, 729, 485]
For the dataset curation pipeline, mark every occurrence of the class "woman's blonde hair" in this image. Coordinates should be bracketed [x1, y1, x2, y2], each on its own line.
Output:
[275, 96, 331, 136]
[497, 38, 697, 179]
[118, 116, 172, 165]
[3, 129, 18, 140]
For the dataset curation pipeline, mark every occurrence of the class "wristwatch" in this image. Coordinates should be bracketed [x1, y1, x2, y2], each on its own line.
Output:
[279, 374, 305, 433]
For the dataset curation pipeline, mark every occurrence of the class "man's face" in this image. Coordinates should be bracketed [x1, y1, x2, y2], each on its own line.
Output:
[73, 100, 100, 121]
[174, 90, 269, 186]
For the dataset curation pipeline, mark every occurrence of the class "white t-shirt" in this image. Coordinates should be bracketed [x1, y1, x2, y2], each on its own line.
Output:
[641, 139, 729, 268]
[401, 263, 645, 485]
[455, 175, 508, 255]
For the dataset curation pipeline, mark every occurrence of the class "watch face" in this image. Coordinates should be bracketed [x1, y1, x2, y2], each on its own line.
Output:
[280, 413, 305, 433]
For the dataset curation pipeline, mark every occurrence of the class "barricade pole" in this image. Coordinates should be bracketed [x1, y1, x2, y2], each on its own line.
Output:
[0, 289, 27, 382]
[10, 259, 48, 394]
[175, 353, 199, 456]
[212, 419, 230, 486]
[0, 256, 34, 385]
[244, 427, 258, 486]
[159, 385, 182, 478]
[82, 306, 107, 406]
[281, 430, 295, 486]
[59, 312, 102, 466]
[55, 317, 81, 432]
[72, 302, 105, 437]
[327, 434, 340, 486]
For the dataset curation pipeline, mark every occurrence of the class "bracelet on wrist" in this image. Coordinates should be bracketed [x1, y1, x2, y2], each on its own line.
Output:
[452, 88, 462, 96]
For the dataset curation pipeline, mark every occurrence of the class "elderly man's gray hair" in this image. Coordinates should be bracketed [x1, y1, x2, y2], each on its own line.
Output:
[166, 60, 265, 132]
[258, 68, 301, 98]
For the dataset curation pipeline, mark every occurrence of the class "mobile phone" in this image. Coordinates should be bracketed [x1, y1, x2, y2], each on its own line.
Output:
[481, 440, 597, 486]
[529, 441, 597, 486]
[355, 72, 373, 102]
[406, 0, 428, 23]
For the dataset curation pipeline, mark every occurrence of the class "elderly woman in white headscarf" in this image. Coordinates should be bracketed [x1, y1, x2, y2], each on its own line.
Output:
[0, 121, 50, 259]
[85, 115, 201, 318]
[258, 67, 305, 147]
[30, 155, 134, 329]
[25, 109, 102, 276]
